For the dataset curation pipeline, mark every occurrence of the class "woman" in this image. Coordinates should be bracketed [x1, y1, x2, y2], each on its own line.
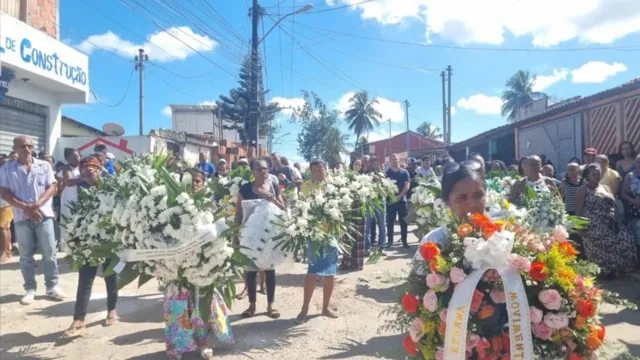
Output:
[235, 158, 286, 319]
[509, 155, 557, 204]
[296, 159, 340, 324]
[576, 164, 637, 278]
[59, 148, 83, 220]
[350, 158, 363, 174]
[489, 160, 507, 172]
[621, 154, 640, 266]
[63, 156, 119, 338]
[559, 162, 582, 216]
[413, 160, 486, 269]
[163, 168, 234, 360]
[617, 141, 636, 180]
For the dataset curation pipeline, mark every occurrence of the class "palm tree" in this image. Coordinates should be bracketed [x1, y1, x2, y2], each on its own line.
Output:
[416, 121, 443, 140]
[344, 90, 382, 155]
[501, 70, 547, 123]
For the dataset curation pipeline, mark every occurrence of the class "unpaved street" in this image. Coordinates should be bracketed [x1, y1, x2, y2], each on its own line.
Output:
[1, 230, 639, 360]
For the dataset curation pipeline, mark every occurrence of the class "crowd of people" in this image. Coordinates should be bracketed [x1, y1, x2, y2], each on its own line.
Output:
[2, 133, 640, 358]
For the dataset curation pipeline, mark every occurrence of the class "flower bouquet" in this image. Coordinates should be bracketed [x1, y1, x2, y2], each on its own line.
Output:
[522, 185, 567, 232]
[63, 153, 253, 320]
[386, 213, 635, 359]
[208, 166, 253, 218]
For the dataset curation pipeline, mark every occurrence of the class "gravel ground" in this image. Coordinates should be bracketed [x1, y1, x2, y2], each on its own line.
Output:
[1, 228, 639, 360]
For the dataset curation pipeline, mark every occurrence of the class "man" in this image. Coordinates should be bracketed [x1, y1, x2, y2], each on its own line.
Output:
[582, 148, 597, 171]
[0, 136, 66, 304]
[270, 153, 293, 188]
[509, 155, 557, 203]
[0, 155, 13, 263]
[542, 164, 561, 186]
[596, 154, 621, 196]
[214, 158, 228, 178]
[468, 153, 486, 175]
[417, 156, 436, 180]
[94, 144, 116, 175]
[385, 154, 411, 249]
[238, 157, 249, 169]
[197, 151, 216, 178]
[366, 157, 386, 254]
[406, 157, 420, 199]
[282, 157, 303, 190]
[361, 155, 371, 174]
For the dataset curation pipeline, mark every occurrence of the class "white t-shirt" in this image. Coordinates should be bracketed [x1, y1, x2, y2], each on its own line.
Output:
[60, 167, 81, 218]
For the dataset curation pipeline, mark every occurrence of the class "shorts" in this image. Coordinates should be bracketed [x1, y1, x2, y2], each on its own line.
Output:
[0, 206, 13, 228]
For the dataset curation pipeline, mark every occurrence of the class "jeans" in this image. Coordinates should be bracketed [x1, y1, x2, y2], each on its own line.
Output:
[366, 201, 387, 250]
[14, 218, 59, 291]
[74, 259, 118, 321]
[247, 270, 276, 304]
[387, 201, 408, 246]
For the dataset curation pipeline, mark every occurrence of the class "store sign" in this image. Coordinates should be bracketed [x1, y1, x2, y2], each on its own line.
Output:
[0, 67, 15, 100]
[0, 13, 89, 92]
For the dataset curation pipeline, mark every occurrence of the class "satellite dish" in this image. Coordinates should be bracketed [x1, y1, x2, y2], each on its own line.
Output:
[103, 123, 125, 136]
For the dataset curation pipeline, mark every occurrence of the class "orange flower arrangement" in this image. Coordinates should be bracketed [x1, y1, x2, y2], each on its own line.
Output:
[558, 241, 578, 259]
[478, 305, 495, 320]
[429, 258, 440, 273]
[419, 242, 440, 261]
[529, 261, 548, 281]
[586, 324, 605, 350]
[575, 299, 596, 318]
[457, 223, 473, 237]
[470, 213, 490, 227]
[482, 222, 501, 239]
[573, 315, 586, 330]
[567, 353, 585, 360]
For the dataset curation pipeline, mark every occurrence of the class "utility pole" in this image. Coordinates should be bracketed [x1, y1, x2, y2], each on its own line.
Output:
[446, 65, 453, 144]
[388, 118, 392, 157]
[135, 49, 148, 136]
[441, 70, 447, 144]
[247, 0, 262, 148]
[404, 100, 410, 154]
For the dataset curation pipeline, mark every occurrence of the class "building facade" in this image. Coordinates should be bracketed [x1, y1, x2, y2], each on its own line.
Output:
[351, 131, 445, 164]
[0, 7, 89, 155]
[60, 116, 105, 137]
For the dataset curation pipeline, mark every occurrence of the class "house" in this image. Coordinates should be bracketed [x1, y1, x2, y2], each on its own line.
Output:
[351, 131, 445, 165]
[61, 116, 105, 137]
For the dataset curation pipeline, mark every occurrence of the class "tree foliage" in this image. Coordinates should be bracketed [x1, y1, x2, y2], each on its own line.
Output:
[501, 70, 547, 123]
[216, 55, 280, 141]
[416, 121, 443, 140]
[355, 136, 370, 154]
[292, 91, 349, 168]
[344, 90, 382, 147]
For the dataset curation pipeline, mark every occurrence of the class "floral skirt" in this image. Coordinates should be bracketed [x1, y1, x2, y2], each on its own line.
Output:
[163, 284, 235, 357]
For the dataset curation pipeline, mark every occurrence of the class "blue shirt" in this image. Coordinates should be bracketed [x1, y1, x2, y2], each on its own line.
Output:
[198, 162, 216, 178]
[385, 167, 410, 202]
[104, 159, 116, 175]
[0, 159, 57, 222]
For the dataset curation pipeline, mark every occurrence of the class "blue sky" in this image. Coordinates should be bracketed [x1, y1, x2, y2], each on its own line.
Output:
[60, 0, 640, 163]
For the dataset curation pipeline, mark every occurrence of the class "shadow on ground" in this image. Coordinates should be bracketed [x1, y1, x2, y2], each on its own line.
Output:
[317, 334, 404, 359]
[355, 282, 403, 304]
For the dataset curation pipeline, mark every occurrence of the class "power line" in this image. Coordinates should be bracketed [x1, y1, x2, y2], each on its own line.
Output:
[277, 0, 285, 96]
[103, 68, 136, 107]
[291, 21, 640, 52]
[290, 0, 296, 97]
[147, 61, 214, 79]
[303, 0, 375, 14]
[262, 17, 270, 101]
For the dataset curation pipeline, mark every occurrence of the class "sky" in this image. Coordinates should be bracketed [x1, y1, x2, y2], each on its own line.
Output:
[60, 0, 640, 165]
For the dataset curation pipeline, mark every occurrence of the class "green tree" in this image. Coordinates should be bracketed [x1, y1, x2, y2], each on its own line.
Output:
[416, 122, 443, 140]
[216, 56, 280, 141]
[292, 91, 348, 167]
[501, 70, 546, 123]
[355, 136, 370, 154]
[344, 91, 382, 155]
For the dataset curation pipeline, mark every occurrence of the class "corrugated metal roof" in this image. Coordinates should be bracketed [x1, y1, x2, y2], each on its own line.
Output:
[450, 77, 640, 150]
[169, 104, 218, 112]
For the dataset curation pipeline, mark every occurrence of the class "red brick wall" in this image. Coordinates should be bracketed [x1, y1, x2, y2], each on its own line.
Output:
[28, 0, 58, 39]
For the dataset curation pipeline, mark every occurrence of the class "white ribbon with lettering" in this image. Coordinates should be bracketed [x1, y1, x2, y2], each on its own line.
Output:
[116, 218, 229, 262]
[444, 266, 534, 360]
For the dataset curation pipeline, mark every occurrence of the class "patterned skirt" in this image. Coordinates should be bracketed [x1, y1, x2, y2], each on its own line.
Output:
[163, 284, 235, 358]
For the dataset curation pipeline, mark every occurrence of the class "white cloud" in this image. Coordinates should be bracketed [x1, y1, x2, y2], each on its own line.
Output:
[533, 69, 569, 91]
[327, 0, 640, 47]
[270, 97, 305, 115]
[571, 61, 628, 83]
[450, 106, 457, 115]
[335, 92, 405, 122]
[456, 94, 503, 115]
[161, 106, 172, 118]
[77, 27, 217, 62]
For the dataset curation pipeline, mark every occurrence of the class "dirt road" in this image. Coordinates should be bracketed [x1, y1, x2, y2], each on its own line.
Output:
[1, 230, 639, 360]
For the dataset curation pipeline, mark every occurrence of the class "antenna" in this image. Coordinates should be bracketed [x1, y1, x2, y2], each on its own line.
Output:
[102, 123, 125, 136]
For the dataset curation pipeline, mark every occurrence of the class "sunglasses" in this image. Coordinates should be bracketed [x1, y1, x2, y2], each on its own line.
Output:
[443, 160, 483, 175]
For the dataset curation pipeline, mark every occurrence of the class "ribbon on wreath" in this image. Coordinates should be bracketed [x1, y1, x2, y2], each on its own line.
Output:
[444, 266, 534, 360]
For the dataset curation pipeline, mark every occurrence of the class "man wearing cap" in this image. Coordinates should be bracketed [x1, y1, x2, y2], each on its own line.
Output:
[214, 158, 228, 178]
[197, 152, 216, 178]
[238, 157, 249, 169]
[406, 157, 420, 199]
[94, 144, 116, 176]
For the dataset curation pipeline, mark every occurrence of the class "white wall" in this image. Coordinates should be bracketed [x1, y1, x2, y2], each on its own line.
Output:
[172, 111, 240, 142]
[7, 79, 61, 154]
[54, 135, 152, 163]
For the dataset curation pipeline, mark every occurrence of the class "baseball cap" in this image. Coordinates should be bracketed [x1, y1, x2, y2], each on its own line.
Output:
[407, 157, 419, 164]
[106, 153, 115, 160]
[217, 158, 227, 164]
[238, 157, 249, 165]
[584, 148, 597, 155]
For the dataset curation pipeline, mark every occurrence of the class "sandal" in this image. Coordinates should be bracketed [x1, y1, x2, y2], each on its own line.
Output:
[241, 309, 255, 318]
[199, 347, 214, 359]
[295, 313, 307, 324]
[267, 308, 281, 319]
[105, 314, 119, 327]
[62, 324, 86, 338]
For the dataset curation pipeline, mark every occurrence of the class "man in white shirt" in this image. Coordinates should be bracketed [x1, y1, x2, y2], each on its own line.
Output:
[0, 136, 67, 305]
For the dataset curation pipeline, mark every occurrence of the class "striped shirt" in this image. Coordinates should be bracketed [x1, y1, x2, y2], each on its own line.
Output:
[0, 159, 57, 222]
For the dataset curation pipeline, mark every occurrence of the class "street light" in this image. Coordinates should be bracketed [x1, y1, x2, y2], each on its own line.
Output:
[258, 3, 314, 46]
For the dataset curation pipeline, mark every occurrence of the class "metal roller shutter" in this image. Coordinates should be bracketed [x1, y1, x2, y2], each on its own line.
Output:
[0, 96, 48, 155]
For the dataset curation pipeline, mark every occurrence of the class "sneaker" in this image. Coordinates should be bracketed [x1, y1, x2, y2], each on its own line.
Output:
[46, 286, 67, 301]
[20, 290, 36, 305]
